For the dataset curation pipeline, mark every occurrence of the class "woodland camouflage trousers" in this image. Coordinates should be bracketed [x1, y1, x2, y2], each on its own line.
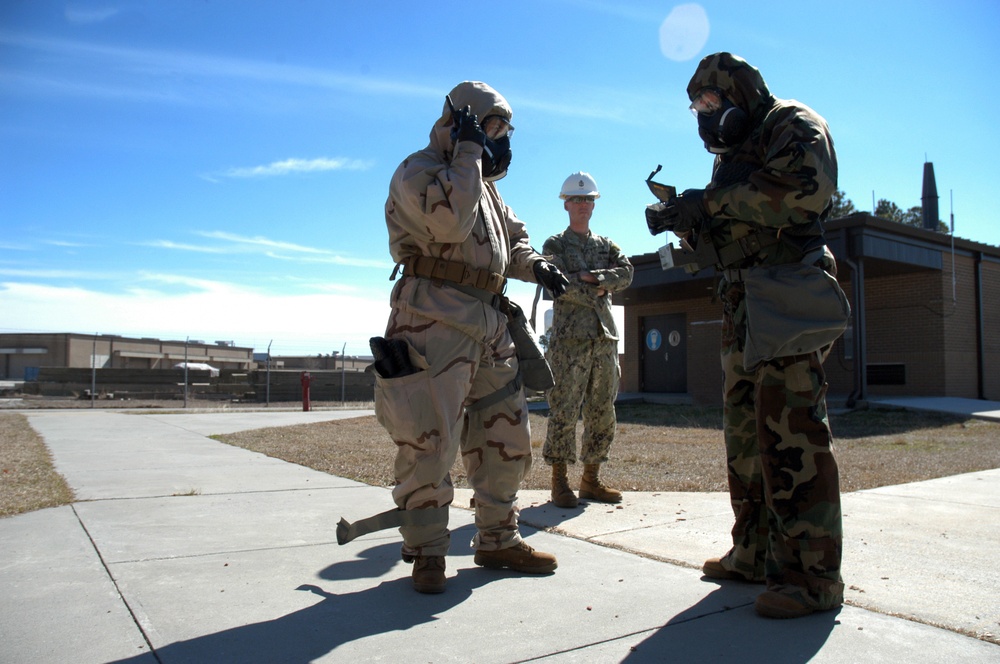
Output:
[719, 297, 844, 609]
[374, 308, 531, 559]
[543, 337, 620, 466]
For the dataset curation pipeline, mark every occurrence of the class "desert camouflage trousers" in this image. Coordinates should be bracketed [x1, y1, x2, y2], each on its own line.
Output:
[543, 337, 620, 466]
[374, 308, 531, 558]
[719, 302, 844, 609]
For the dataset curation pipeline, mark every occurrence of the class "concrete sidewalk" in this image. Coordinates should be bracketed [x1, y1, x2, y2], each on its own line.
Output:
[1, 408, 998, 663]
[869, 395, 1000, 422]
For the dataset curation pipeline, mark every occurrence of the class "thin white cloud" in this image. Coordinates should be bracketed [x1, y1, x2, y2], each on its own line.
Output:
[142, 240, 229, 254]
[0, 241, 33, 251]
[0, 268, 110, 279]
[137, 272, 235, 292]
[0, 31, 653, 125]
[196, 231, 329, 254]
[264, 252, 392, 269]
[142, 231, 391, 269]
[0, 32, 442, 102]
[64, 6, 120, 24]
[0, 69, 190, 104]
[44, 239, 92, 248]
[212, 157, 374, 180]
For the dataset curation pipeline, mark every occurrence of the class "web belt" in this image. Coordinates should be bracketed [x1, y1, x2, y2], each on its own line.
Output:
[401, 256, 506, 295]
[716, 231, 782, 269]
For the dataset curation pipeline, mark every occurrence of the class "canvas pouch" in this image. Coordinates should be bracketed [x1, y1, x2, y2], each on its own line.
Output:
[503, 298, 555, 392]
[742, 249, 851, 370]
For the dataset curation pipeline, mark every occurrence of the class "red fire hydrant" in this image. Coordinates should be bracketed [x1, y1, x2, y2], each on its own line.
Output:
[300, 371, 312, 411]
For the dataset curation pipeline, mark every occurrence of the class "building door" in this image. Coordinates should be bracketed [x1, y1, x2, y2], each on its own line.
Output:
[640, 314, 687, 392]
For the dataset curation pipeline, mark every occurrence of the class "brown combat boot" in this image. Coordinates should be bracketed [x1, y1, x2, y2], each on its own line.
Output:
[579, 463, 622, 503]
[754, 589, 835, 619]
[702, 556, 765, 583]
[550, 462, 578, 508]
[411, 555, 446, 594]
[474, 541, 558, 573]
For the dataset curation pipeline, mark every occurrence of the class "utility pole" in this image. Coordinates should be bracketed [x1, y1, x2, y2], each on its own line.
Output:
[266, 340, 272, 407]
[340, 342, 347, 403]
[184, 337, 189, 408]
[90, 334, 97, 408]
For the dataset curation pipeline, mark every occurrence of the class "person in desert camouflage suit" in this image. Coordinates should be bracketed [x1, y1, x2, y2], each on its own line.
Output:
[646, 52, 844, 618]
[375, 81, 570, 594]
[542, 171, 633, 508]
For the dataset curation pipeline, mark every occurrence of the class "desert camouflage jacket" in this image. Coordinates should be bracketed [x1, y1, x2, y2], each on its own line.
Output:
[384, 82, 544, 341]
[687, 53, 838, 271]
[542, 228, 633, 341]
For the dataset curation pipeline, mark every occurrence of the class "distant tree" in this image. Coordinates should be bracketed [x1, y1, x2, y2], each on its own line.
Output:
[538, 331, 550, 352]
[875, 198, 905, 223]
[829, 189, 857, 218]
[875, 199, 948, 232]
[901, 206, 924, 227]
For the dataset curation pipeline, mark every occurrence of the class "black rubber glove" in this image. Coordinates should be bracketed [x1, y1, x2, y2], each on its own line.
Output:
[646, 189, 709, 236]
[451, 105, 486, 147]
[645, 203, 671, 235]
[533, 260, 570, 299]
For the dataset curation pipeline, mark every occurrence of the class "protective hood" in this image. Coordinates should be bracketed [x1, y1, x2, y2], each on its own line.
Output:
[686, 52, 774, 126]
[430, 81, 513, 157]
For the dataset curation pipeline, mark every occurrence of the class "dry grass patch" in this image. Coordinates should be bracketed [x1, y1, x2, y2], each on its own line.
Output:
[0, 413, 75, 518]
[216, 404, 1000, 493]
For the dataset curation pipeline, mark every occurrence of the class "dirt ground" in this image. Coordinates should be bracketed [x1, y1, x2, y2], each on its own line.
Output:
[3, 398, 999, 519]
[214, 402, 1000, 494]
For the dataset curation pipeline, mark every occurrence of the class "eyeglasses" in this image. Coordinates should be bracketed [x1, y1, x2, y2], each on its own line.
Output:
[481, 115, 515, 140]
[566, 196, 596, 204]
[689, 88, 723, 117]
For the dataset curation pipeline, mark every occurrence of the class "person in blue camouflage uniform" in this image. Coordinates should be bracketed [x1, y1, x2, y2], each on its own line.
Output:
[646, 53, 844, 618]
[543, 172, 634, 508]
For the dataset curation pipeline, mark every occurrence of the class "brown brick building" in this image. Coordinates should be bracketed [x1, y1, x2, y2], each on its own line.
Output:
[617, 214, 1000, 406]
[0, 333, 253, 381]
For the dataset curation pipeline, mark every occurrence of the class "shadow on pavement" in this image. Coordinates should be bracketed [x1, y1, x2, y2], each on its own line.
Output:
[110, 526, 487, 664]
[622, 584, 840, 663]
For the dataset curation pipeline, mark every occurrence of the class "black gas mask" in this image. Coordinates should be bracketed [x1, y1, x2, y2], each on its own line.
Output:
[480, 115, 513, 180]
[481, 134, 512, 180]
[691, 88, 750, 154]
[446, 95, 513, 180]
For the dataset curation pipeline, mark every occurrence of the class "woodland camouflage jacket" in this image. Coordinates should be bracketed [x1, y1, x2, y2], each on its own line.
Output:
[542, 228, 633, 341]
[687, 53, 838, 271]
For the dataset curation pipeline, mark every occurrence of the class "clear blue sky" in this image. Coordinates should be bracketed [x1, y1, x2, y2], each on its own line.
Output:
[3, 1, 998, 357]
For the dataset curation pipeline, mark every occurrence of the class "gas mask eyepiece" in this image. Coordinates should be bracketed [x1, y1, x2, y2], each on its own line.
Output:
[481, 115, 514, 180]
[690, 88, 750, 154]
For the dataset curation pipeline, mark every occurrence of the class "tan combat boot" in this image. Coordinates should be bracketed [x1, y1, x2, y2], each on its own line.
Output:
[474, 541, 558, 573]
[579, 463, 622, 503]
[411, 555, 446, 594]
[550, 462, 578, 508]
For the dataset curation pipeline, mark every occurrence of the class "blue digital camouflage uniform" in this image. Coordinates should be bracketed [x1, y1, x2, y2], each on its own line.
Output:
[542, 229, 633, 466]
[688, 53, 844, 611]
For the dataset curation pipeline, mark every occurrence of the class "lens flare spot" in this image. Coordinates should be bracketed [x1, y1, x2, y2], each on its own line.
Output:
[659, 4, 710, 62]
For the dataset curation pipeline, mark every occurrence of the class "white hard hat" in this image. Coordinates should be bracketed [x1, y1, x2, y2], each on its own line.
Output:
[559, 171, 600, 199]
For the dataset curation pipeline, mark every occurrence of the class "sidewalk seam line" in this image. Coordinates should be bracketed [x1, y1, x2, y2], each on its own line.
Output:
[71, 503, 163, 664]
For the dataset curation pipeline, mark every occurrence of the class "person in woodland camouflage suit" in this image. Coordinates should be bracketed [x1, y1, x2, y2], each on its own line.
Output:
[376, 81, 570, 594]
[543, 172, 634, 508]
[646, 53, 844, 618]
